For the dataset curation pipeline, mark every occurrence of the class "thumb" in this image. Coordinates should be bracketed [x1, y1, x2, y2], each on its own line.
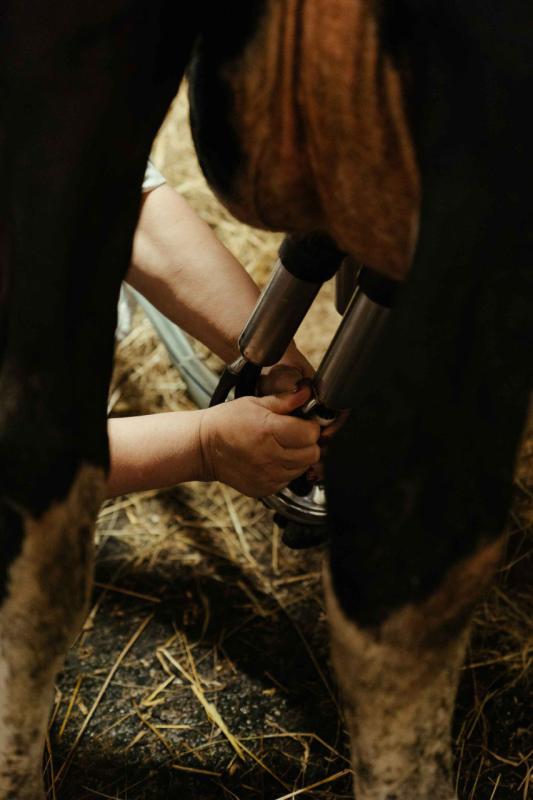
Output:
[256, 384, 311, 415]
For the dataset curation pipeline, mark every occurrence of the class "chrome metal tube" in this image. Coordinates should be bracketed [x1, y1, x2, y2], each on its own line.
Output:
[335, 256, 361, 314]
[313, 285, 390, 410]
[238, 259, 322, 366]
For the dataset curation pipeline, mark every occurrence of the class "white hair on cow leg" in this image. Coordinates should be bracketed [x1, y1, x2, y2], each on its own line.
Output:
[324, 565, 462, 800]
[0, 464, 105, 800]
[324, 536, 503, 800]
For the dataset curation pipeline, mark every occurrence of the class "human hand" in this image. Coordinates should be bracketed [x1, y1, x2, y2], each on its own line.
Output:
[198, 385, 321, 497]
[305, 409, 350, 483]
[258, 342, 314, 395]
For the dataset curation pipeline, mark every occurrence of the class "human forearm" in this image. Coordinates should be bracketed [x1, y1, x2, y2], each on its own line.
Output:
[107, 410, 206, 497]
[126, 185, 260, 363]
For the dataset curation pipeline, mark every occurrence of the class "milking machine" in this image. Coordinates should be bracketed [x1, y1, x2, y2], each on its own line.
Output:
[210, 233, 399, 548]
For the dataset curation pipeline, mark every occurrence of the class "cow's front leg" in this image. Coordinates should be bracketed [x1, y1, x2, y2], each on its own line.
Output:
[324, 537, 503, 800]
[0, 466, 105, 799]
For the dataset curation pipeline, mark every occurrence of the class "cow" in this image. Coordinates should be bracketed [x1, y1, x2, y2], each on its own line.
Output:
[1, 1, 532, 799]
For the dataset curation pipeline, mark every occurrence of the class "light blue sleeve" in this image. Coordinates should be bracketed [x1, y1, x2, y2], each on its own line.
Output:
[142, 158, 167, 192]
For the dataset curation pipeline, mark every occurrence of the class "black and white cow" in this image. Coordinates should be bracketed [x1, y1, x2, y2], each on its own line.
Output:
[1, 2, 532, 798]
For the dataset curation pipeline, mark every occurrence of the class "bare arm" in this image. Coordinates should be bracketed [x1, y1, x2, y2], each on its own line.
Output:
[107, 410, 205, 496]
[107, 386, 320, 498]
[126, 183, 311, 374]
[126, 184, 260, 364]
[109, 182, 318, 499]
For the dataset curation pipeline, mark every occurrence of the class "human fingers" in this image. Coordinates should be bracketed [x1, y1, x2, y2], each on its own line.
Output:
[255, 384, 311, 415]
[306, 462, 324, 483]
[318, 409, 350, 443]
[258, 364, 303, 395]
[269, 413, 321, 449]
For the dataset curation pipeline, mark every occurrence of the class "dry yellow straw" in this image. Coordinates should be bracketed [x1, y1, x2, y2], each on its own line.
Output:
[274, 768, 352, 799]
[53, 614, 153, 789]
[160, 647, 246, 760]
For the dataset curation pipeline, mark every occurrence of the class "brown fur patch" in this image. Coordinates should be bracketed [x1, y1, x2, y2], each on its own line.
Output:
[406, 537, 504, 650]
[220, 0, 419, 278]
[324, 538, 504, 800]
[0, 464, 105, 799]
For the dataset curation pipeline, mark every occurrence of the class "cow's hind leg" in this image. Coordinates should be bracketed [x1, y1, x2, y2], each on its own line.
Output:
[323, 227, 531, 799]
[1, 3, 195, 794]
[0, 468, 105, 798]
[324, 8, 532, 795]
[324, 321, 528, 800]
[324, 539, 503, 800]
[324, 245, 530, 797]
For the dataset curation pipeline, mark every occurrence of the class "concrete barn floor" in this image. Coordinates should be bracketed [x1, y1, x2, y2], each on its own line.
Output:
[46, 90, 532, 800]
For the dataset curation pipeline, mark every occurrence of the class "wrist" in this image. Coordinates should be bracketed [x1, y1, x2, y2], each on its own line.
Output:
[197, 408, 218, 483]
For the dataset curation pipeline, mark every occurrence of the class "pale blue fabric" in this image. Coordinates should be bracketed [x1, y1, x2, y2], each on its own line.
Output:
[142, 159, 166, 192]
